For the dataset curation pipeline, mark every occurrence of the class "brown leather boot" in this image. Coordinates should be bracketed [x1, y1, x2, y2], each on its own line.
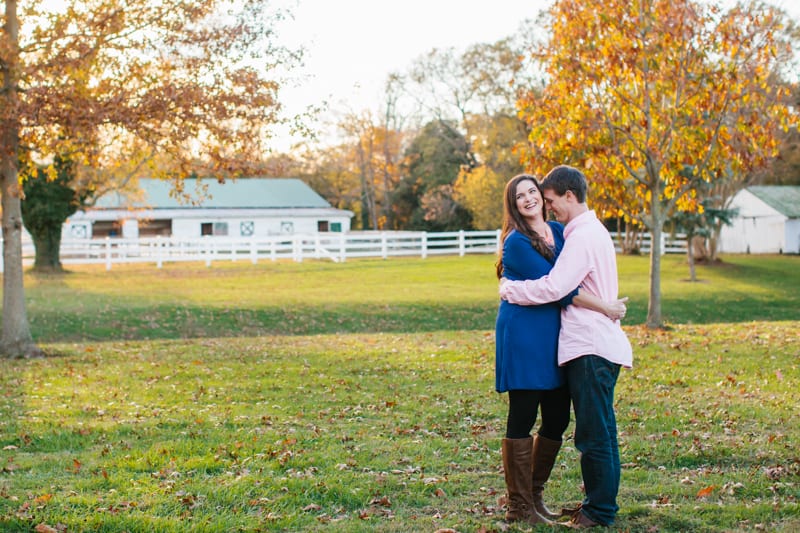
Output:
[531, 433, 563, 520]
[567, 509, 599, 529]
[502, 437, 552, 525]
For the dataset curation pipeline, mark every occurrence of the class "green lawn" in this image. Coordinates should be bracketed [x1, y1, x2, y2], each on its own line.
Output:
[1, 254, 798, 532]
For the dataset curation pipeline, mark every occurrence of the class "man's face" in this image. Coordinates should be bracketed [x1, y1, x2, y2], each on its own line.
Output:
[543, 188, 570, 223]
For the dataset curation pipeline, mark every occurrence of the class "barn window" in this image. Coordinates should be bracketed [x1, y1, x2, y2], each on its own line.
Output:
[92, 220, 122, 238]
[317, 220, 329, 232]
[201, 222, 228, 236]
[70, 224, 89, 238]
[280, 221, 294, 233]
[330, 222, 342, 232]
[139, 219, 172, 237]
[240, 221, 254, 236]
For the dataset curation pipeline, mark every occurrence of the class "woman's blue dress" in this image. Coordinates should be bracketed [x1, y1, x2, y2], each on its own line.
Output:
[495, 222, 574, 392]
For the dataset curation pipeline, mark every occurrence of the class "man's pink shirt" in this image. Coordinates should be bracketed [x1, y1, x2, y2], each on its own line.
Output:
[499, 210, 633, 368]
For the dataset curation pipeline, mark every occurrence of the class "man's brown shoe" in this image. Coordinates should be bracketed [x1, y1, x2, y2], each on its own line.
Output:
[567, 510, 599, 529]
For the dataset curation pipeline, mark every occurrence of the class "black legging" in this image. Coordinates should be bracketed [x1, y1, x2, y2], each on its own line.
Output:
[506, 386, 571, 440]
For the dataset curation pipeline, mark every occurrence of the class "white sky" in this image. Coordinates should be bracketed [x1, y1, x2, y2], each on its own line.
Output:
[273, 0, 549, 151]
[273, 0, 798, 152]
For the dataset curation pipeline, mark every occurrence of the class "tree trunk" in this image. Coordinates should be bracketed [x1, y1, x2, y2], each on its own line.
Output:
[0, 170, 38, 358]
[690, 235, 708, 263]
[1, 0, 40, 358]
[625, 226, 641, 254]
[709, 222, 722, 262]
[647, 224, 663, 328]
[646, 189, 664, 328]
[355, 139, 377, 230]
[30, 224, 64, 271]
[687, 233, 697, 282]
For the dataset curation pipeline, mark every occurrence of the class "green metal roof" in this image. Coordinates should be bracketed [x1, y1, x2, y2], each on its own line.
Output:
[96, 178, 331, 209]
[747, 185, 800, 218]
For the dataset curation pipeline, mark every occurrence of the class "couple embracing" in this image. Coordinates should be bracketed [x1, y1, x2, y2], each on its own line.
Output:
[495, 165, 633, 529]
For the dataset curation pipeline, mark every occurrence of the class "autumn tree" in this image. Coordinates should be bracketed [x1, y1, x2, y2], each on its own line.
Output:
[394, 37, 541, 230]
[694, 52, 798, 262]
[295, 75, 407, 231]
[0, 0, 299, 357]
[400, 35, 540, 134]
[760, 33, 800, 186]
[395, 120, 473, 231]
[377, 77, 408, 230]
[20, 156, 86, 271]
[762, 115, 800, 185]
[295, 145, 362, 222]
[337, 109, 405, 230]
[518, 0, 796, 327]
[451, 36, 540, 230]
[454, 113, 526, 229]
[19, 137, 163, 271]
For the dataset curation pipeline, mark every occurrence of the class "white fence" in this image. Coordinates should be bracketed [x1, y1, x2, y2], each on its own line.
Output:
[8, 230, 687, 271]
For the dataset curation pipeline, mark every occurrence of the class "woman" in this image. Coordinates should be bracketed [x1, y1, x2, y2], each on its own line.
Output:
[495, 174, 624, 525]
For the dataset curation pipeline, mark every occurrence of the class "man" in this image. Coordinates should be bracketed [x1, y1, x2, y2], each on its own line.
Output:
[499, 165, 633, 529]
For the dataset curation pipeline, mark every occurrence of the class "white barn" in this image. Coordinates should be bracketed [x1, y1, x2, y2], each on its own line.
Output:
[61, 178, 354, 240]
[719, 185, 800, 254]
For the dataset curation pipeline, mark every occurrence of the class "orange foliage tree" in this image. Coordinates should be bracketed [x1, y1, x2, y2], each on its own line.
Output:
[337, 109, 406, 230]
[0, 0, 299, 357]
[518, 0, 796, 327]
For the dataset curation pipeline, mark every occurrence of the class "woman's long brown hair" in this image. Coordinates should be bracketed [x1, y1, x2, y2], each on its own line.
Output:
[495, 174, 554, 279]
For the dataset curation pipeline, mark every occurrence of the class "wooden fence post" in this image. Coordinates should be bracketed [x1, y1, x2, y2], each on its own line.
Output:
[293, 235, 302, 263]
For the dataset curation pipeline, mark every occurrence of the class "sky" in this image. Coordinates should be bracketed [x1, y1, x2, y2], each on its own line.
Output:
[272, 0, 549, 151]
[272, 0, 799, 153]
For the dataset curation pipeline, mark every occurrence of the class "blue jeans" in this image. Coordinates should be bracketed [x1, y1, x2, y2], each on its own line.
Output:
[566, 355, 621, 526]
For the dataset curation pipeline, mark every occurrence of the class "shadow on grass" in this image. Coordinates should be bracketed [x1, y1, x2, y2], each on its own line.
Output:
[32, 291, 800, 344]
[658, 293, 800, 324]
[30, 302, 499, 343]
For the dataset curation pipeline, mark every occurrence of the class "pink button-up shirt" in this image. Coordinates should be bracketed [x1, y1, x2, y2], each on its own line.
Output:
[499, 210, 633, 368]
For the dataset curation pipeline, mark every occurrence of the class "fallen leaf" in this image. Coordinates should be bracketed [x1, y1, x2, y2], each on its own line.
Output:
[696, 485, 715, 498]
[34, 494, 53, 505]
[370, 495, 391, 507]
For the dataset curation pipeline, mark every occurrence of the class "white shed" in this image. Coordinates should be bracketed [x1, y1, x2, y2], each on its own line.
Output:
[61, 178, 354, 240]
[719, 185, 800, 254]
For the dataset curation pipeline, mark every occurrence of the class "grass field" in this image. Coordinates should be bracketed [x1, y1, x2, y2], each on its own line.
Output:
[0, 253, 798, 532]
